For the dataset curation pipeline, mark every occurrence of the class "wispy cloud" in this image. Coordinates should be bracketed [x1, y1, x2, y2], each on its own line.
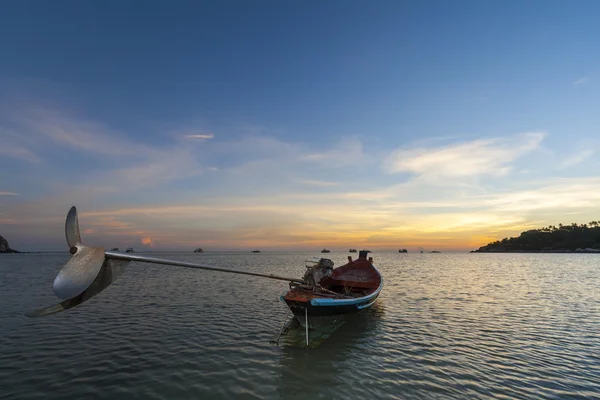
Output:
[12, 107, 132, 156]
[184, 133, 214, 140]
[0, 191, 19, 196]
[301, 137, 366, 167]
[108, 154, 202, 188]
[298, 179, 340, 187]
[1, 101, 597, 252]
[0, 126, 42, 164]
[383, 132, 545, 182]
[484, 178, 600, 212]
[2, 107, 207, 189]
[8, 147, 40, 163]
[5, 174, 600, 251]
[574, 76, 590, 86]
[82, 178, 600, 245]
[558, 149, 594, 168]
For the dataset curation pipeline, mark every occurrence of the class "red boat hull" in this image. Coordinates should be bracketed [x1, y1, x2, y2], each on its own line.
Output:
[281, 255, 383, 325]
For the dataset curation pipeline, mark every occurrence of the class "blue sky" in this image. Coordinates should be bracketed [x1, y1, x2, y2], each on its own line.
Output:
[1, 1, 600, 251]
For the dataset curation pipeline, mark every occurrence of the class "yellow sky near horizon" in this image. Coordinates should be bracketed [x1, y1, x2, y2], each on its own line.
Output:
[2, 108, 600, 252]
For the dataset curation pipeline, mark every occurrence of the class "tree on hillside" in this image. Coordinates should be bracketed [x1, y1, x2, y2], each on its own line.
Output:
[473, 221, 600, 252]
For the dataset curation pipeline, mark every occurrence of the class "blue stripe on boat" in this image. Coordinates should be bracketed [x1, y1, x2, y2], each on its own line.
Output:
[357, 298, 379, 310]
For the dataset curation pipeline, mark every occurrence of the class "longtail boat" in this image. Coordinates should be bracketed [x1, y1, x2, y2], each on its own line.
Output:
[281, 250, 383, 327]
[27, 207, 384, 346]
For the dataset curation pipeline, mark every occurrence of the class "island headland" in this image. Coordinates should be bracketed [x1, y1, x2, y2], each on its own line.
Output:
[0, 235, 19, 253]
[473, 222, 600, 253]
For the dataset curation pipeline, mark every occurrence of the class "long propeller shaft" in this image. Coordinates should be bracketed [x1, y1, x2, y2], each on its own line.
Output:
[105, 251, 305, 284]
[27, 205, 306, 318]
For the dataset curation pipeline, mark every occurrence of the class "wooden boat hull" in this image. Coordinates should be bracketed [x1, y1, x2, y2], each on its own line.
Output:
[283, 290, 381, 316]
[280, 257, 383, 327]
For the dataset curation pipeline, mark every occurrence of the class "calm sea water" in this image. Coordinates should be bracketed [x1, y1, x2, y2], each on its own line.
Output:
[1, 252, 600, 399]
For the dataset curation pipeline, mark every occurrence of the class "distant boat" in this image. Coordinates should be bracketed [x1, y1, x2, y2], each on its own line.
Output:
[349, 249, 357, 253]
[321, 249, 331, 253]
[111, 247, 119, 252]
[430, 250, 441, 253]
[399, 248, 407, 253]
[251, 250, 260, 253]
[360, 249, 372, 253]
[193, 248, 204, 253]
[125, 248, 134, 253]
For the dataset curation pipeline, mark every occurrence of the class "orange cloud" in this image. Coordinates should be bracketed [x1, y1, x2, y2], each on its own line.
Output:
[141, 236, 153, 246]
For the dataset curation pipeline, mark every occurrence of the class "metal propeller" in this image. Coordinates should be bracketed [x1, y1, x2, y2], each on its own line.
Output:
[26, 257, 129, 317]
[53, 206, 107, 300]
[27, 206, 130, 317]
[26, 206, 304, 318]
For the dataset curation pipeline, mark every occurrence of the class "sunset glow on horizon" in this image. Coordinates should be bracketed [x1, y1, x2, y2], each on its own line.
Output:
[1, 2, 600, 252]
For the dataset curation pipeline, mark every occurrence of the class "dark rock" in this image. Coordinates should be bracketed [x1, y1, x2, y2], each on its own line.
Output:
[0, 235, 9, 251]
[0, 235, 19, 253]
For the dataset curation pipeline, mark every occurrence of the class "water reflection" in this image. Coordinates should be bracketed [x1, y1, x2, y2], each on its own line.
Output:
[276, 304, 386, 398]
[276, 301, 386, 348]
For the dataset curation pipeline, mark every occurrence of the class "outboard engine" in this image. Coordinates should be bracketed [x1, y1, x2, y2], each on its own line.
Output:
[303, 258, 334, 287]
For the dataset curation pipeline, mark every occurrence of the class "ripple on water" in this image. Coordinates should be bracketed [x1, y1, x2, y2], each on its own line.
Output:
[2, 252, 600, 399]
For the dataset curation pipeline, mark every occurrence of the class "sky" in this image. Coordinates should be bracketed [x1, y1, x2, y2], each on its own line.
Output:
[1, 0, 600, 252]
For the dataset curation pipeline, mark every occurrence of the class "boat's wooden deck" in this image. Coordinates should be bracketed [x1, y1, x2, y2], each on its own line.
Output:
[282, 257, 381, 303]
[324, 257, 381, 289]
